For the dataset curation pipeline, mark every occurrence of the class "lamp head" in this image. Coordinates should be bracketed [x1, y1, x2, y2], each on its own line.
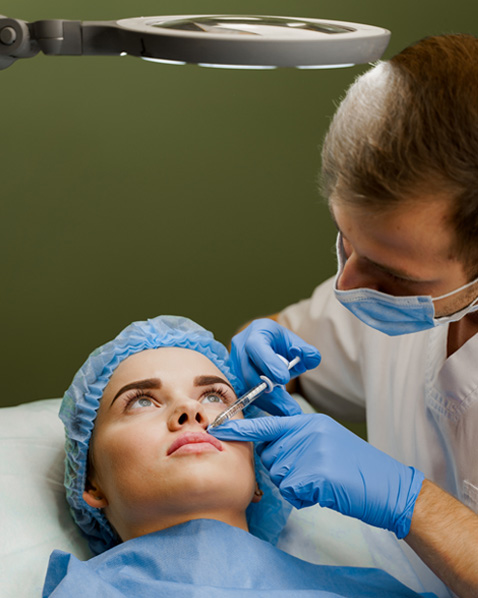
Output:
[0, 14, 390, 71]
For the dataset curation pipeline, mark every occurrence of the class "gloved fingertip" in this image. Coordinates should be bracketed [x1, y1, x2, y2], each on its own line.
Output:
[289, 362, 307, 377]
[310, 352, 322, 367]
[291, 345, 321, 368]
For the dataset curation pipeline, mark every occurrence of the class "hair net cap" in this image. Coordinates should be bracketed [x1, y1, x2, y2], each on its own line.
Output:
[60, 315, 290, 555]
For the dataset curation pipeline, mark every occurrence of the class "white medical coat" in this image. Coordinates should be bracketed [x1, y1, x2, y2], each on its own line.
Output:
[278, 277, 478, 597]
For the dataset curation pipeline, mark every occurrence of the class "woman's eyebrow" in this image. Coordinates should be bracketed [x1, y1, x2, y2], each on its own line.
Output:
[194, 375, 234, 392]
[110, 378, 162, 407]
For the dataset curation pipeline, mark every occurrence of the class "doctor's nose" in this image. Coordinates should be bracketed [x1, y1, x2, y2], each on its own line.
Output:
[337, 252, 381, 292]
[167, 398, 209, 431]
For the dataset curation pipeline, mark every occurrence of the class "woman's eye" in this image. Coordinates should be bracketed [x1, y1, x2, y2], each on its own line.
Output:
[129, 396, 154, 410]
[200, 393, 226, 406]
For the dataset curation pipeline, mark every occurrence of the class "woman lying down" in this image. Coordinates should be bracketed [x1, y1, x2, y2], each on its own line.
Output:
[43, 315, 436, 597]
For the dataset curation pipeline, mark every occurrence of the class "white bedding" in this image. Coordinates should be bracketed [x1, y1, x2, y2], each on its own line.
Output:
[0, 397, 427, 597]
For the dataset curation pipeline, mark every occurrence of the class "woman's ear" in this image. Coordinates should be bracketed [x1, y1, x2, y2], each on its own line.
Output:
[82, 478, 109, 509]
[251, 482, 264, 504]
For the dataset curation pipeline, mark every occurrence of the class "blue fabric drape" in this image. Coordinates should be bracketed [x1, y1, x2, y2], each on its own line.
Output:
[43, 519, 437, 597]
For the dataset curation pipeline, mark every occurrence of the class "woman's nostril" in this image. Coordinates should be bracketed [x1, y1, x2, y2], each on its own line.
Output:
[178, 413, 188, 425]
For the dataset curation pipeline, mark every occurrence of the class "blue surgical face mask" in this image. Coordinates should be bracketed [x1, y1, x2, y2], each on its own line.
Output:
[333, 234, 478, 336]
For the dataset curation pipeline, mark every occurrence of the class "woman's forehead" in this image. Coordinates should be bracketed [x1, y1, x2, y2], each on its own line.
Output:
[106, 347, 224, 389]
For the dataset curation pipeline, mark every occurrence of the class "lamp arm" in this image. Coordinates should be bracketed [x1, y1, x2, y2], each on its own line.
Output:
[31, 20, 132, 56]
[0, 16, 39, 70]
[0, 17, 136, 69]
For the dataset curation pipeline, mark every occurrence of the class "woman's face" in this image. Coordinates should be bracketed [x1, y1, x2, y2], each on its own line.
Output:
[84, 347, 256, 541]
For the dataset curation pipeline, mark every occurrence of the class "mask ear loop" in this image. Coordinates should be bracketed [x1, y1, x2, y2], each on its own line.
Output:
[335, 229, 478, 310]
[332, 233, 347, 290]
[433, 293, 478, 322]
[431, 276, 478, 302]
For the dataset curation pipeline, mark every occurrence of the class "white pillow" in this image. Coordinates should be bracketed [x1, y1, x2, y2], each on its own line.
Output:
[0, 399, 91, 598]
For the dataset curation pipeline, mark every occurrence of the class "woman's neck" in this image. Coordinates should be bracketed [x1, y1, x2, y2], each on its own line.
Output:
[118, 510, 249, 543]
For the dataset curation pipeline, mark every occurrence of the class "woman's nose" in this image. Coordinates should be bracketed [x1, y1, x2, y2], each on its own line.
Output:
[167, 399, 209, 431]
[337, 252, 380, 291]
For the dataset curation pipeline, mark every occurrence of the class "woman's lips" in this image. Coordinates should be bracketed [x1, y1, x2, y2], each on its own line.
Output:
[167, 432, 223, 456]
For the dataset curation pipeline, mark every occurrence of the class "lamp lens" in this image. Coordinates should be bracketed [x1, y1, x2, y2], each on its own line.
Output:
[149, 16, 355, 38]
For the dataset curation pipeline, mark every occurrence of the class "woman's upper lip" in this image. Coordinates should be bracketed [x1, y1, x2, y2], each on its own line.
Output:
[167, 432, 223, 455]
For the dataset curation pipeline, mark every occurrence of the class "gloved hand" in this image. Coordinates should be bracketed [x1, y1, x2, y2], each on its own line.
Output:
[209, 414, 424, 539]
[231, 319, 321, 416]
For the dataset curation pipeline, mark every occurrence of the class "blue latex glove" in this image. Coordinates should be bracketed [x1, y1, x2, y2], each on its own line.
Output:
[209, 414, 425, 539]
[231, 319, 321, 416]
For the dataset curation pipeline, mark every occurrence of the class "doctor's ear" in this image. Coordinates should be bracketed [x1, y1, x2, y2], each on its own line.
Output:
[82, 478, 109, 509]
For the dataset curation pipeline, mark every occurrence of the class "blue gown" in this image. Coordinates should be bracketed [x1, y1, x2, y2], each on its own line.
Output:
[43, 519, 437, 597]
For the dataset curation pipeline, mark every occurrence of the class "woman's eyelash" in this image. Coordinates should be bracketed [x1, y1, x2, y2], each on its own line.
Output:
[200, 385, 233, 404]
[121, 385, 233, 411]
[122, 389, 156, 411]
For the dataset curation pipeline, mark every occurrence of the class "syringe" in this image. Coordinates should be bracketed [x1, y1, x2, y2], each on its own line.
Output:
[208, 355, 301, 429]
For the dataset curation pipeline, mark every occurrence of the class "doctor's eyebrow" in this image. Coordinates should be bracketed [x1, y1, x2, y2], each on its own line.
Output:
[111, 378, 162, 406]
[329, 211, 428, 283]
[361, 255, 428, 283]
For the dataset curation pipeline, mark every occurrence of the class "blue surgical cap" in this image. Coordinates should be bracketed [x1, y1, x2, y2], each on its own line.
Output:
[60, 315, 291, 555]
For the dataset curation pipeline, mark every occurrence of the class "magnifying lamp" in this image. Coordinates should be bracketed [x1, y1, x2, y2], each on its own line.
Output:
[0, 14, 390, 71]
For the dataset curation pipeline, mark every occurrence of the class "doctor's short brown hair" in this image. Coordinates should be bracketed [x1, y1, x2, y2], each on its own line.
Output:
[321, 33, 478, 278]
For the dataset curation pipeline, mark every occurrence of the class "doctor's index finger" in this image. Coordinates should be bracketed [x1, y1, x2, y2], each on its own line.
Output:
[247, 341, 292, 385]
[208, 416, 291, 443]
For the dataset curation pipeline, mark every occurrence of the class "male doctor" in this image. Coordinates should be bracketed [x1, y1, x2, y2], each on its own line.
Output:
[211, 34, 478, 597]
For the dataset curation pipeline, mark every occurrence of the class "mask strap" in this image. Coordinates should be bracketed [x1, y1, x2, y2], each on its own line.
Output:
[335, 231, 478, 310]
[432, 276, 478, 302]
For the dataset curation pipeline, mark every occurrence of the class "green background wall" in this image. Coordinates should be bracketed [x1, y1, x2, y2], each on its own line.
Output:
[1, 1, 476, 407]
